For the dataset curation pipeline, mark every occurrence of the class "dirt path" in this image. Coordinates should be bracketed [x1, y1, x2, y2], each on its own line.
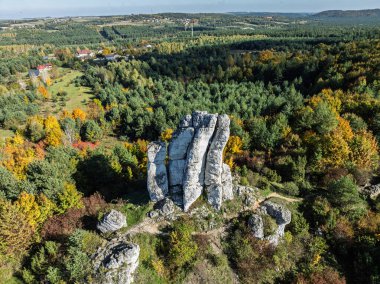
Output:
[125, 192, 302, 237]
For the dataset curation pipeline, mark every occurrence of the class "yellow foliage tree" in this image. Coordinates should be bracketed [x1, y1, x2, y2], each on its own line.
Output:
[43, 116, 63, 146]
[14, 192, 56, 230]
[1, 134, 36, 179]
[160, 128, 173, 142]
[225, 136, 243, 155]
[37, 86, 50, 100]
[0, 198, 34, 256]
[72, 108, 87, 121]
[350, 130, 379, 170]
[56, 183, 83, 214]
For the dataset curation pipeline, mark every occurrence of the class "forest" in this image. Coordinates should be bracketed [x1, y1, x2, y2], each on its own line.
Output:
[0, 11, 379, 284]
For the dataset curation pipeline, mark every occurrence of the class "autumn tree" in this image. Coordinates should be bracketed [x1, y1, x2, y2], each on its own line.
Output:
[44, 116, 63, 147]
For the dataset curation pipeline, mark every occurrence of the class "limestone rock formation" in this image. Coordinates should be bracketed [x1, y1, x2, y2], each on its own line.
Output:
[147, 142, 168, 202]
[97, 210, 127, 233]
[93, 238, 140, 284]
[250, 201, 292, 246]
[248, 214, 264, 239]
[147, 111, 234, 212]
[362, 184, 380, 200]
[183, 112, 218, 211]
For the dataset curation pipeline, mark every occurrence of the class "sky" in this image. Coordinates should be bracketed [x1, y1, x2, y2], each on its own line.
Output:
[0, 0, 379, 19]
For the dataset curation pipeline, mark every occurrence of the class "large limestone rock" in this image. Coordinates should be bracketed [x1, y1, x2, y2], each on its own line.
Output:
[183, 112, 218, 211]
[93, 238, 140, 284]
[260, 201, 292, 246]
[147, 142, 168, 202]
[205, 115, 230, 186]
[168, 128, 195, 161]
[222, 163, 233, 201]
[147, 111, 234, 212]
[97, 210, 127, 233]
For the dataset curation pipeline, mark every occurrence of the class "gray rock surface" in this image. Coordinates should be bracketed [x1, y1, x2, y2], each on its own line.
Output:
[205, 115, 230, 186]
[93, 238, 140, 284]
[147, 142, 168, 202]
[222, 163, 233, 201]
[97, 210, 127, 233]
[147, 111, 234, 212]
[168, 159, 186, 186]
[261, 201, 292, 246]
[183, 112, 218, 211]
[168, 128, 194, 161]
[248, 214, 264, 239]
[362, 184, 380, 200]
[154, 198, 176, 216]
[235, 185, 258, 207]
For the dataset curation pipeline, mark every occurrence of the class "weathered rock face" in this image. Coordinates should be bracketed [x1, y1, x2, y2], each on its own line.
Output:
[362, 184, 380, 200]
[250, 201, 292, 246]
[205, 114, 230, 186]
[93, 238, 140, 284]
[147, 142, 168, 202]
[183, 112, 218, 211]
[147, 111, 234, 212]
[248, 214, 264, 239]
[97, 210, 127, 233]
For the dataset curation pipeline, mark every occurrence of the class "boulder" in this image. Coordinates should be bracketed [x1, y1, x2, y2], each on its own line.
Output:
[93, 239, 139, 284]
[248, 214, 264, 239]
[362, 184, 380, 200]
[154, 198, 176, 216]
[97, 210, 127, 233]
[261, 201, 291, 246]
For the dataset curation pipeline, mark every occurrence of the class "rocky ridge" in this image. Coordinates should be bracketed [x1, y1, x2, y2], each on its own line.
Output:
[147, 111, 233, 211]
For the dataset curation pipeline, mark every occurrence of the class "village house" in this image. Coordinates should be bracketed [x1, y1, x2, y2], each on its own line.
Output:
[75, 49, 95, 60]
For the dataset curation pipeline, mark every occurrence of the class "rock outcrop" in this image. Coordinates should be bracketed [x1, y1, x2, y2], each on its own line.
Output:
[362, 184, 380, 200]
[248, 214, 264, 239]
[147, 111, 234, 211]
[93, 238, 140, 284]
[147, 142, 168, 202]
[248, 201, 291, 246]
[97, 210, 127, 233]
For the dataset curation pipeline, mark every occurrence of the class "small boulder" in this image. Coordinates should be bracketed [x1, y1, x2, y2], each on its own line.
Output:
[154, 198, 176, 217]
[97, 210, 127, 233]
[362, 184, 380, 200]
[93, 239, 139, 284]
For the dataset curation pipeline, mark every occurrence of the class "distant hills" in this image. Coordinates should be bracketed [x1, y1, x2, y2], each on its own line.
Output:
[314, 9, 380, 18]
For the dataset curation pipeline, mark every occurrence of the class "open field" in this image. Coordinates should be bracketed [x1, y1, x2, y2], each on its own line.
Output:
[44, 68, 93, 114]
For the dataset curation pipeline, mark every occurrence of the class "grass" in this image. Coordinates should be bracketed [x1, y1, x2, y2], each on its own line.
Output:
[44, 68, 93, 114]
[121, 202, 152, 227]
[129, 233, 168, 284]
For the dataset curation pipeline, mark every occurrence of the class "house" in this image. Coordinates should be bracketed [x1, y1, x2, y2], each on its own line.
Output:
[75, 49, 95, 60]
[37, 63, 53, 72]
